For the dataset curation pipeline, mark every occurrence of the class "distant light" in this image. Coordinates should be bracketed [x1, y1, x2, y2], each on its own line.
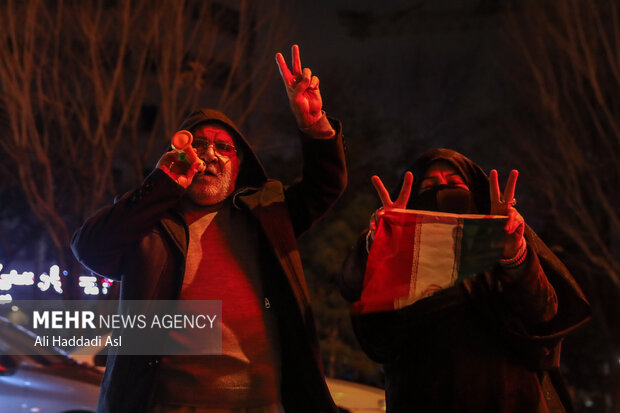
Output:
[585, 399, 594, 407]
[1, 262, 113, 297]
[79, 276, 99, 295]
[11, 305, 18, 312]
[0, 264, 35, 291]
[101, 278, 113, 295]
[37, 265, 63, 294]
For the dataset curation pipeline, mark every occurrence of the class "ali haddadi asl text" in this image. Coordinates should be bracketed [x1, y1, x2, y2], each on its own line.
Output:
[34, 334, 121, 347]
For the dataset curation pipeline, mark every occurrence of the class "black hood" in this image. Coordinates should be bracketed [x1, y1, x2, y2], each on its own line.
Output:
[177, 108, 268, 189]
[396, 148, 491, 214]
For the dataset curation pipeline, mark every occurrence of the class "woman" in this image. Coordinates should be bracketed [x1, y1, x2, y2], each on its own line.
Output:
[338, 149, 590, 413]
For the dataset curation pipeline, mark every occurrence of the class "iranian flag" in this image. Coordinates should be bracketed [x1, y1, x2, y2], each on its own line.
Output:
[352, 209, 507, 314]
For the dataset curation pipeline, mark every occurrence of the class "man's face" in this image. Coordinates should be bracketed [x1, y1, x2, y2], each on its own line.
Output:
[186, 124, 241, 206]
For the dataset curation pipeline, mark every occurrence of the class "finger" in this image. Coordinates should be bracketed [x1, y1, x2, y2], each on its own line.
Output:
[504, 208, 518, 234]
[515, 214, 525, 239]
[371, 175, 393, 207]
[177, 175, 189, 188]
[275, 53, 293, 85]
[293, 68, 312, 94]
[394, 171, 414, 208]
[292, 44, 302, 75]
[158, 163, 172, 176]
[506, 209, 525, 235]
[156, 151, 178, 170]
[489, 169, 501, 206]
[161, 151, 178, 162]
[186, 160, 202, 181]
[309, 75, 319, 89]
[503, 169, 519, 203]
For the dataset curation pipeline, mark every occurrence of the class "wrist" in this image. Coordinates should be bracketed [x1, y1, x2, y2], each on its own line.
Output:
[299, 111, 335, 139]
[500, 239, 528, 269]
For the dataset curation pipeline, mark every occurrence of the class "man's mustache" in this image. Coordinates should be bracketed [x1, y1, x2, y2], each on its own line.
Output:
[195, 156, 232, 176]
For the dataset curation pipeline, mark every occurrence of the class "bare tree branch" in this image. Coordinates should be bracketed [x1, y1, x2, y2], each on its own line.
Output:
[0, 0, 284, 296]
[504, 0, 620, 291]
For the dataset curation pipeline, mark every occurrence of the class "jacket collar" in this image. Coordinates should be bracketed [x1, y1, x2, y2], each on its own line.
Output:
[157, 180, 285, 255]
[160, 209, 188, 254]
[233, 180, 285, 210]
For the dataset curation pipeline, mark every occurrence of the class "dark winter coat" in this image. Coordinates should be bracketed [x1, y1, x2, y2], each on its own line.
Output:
[338, 148, 590, 413]
[72, 109, 347, 413]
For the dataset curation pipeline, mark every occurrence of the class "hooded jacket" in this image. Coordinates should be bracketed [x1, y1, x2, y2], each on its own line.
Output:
[338, 149, 590, 413]
[72, 109, 346, 413]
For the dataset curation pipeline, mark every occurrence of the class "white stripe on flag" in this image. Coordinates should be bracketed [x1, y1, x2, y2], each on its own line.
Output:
[409, 221, 458, 304]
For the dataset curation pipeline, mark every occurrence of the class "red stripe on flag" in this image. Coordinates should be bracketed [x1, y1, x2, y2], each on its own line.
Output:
[351, 211, 418, 313]
[410, 213, 423, 299]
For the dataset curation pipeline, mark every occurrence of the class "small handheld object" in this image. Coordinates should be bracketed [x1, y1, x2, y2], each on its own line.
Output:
[171, 130, 206, 172]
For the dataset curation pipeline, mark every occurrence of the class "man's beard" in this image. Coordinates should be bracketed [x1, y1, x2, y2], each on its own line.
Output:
[186, 167, 235, 206]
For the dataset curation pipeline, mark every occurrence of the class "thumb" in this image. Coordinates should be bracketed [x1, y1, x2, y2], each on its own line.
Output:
[185, 160, 202, 181]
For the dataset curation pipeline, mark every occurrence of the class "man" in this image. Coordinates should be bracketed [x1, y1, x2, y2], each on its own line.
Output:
[72, 45, 346, 413]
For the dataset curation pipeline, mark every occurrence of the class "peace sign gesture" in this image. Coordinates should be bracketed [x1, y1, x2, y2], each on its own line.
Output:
[368, 172, 414, 238]
[372, 172, 414, 211]
[489, 169, 518, 215]
[275, 45, 323, 128]
[489, 169, 526, 259]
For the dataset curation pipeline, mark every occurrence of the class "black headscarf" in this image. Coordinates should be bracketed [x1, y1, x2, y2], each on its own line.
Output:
[398, 148, 491, 214]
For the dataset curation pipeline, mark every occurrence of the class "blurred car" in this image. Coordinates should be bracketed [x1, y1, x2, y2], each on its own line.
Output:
[70, 333, 386, 412]
[67, 332, 111, 373]
[326, 377, 385, 413]
[0, 316, 102, 413]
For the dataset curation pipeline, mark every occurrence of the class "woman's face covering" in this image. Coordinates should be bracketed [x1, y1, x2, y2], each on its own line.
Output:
[411, 161, 477, 214]
[417, 161, 469, 193]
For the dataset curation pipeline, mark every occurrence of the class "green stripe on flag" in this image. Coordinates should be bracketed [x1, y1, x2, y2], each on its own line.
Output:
[456, 216, 507, 279]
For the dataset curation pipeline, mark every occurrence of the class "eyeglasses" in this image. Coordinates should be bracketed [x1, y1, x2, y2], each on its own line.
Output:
[191, 139, 237, 157]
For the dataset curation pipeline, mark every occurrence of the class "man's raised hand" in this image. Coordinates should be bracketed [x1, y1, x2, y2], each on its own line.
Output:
[276, 45, 323, 129]
[157, 150, 202, 189]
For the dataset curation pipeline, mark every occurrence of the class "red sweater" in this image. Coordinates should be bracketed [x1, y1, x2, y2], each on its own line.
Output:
[154, 202, 279, 408]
